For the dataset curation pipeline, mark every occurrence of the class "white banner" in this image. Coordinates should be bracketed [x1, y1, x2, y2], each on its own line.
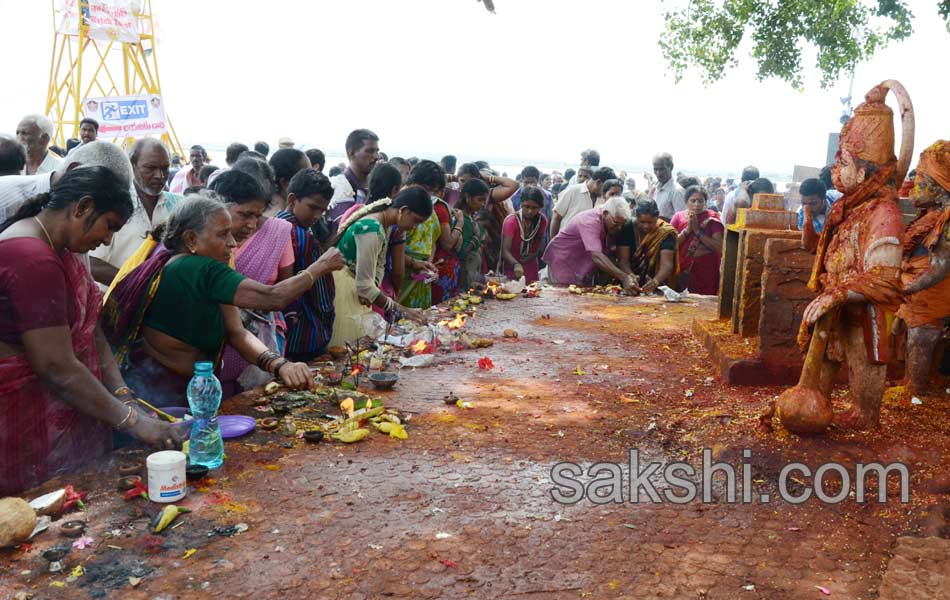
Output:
[55, 0, 80, 36]
[83, 94, 167, 136]
[87, 0, 139, 43]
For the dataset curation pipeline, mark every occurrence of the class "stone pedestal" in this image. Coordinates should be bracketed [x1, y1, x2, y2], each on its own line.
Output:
[700, 194, 811, 385]
[758, 238, 817, 364]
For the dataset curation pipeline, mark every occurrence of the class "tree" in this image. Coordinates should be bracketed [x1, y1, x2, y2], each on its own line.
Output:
[480, 1, 950, 89]
[660, 0, 950, 89]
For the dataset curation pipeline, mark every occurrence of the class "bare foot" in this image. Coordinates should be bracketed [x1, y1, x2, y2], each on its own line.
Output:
[832, 406, 879, 430]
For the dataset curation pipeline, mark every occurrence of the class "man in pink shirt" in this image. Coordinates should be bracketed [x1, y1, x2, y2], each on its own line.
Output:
[542, 197, 637, 293]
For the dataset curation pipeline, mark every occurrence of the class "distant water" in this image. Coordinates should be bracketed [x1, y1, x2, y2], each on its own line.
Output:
[203, 147, 789, 190]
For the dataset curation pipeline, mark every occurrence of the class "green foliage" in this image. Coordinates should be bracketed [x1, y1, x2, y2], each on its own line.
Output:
[659, 0, 947, 89]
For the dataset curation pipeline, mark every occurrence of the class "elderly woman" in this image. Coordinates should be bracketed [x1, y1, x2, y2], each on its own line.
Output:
[330, 186, 434, 346]
[541, 196, 636, 293]
[0, 167, 186, 495]
[103, 195, 344, 408]
[616, 199, 679, 295]
[670, 186, 723, 295]
[210, 170, 295, 395]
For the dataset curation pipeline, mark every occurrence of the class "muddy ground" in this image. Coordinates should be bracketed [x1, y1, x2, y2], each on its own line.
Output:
[2, 288, 948, 599]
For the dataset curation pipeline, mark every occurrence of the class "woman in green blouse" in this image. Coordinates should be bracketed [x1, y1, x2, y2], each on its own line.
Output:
[103, 195, 344, 407]
[329, 186, 433, 346]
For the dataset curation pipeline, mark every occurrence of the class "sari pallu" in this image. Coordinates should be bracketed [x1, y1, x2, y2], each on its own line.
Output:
[102, 244, 174, 368]
[432, 198, 460, 304]
[634, 220, 680, 288]
[0, 253, 111, 496]
[221, 218, 292, 395]
[399, 210, 441, 309]
[672, 210, 723, 295]
[278, 210, 336, 361]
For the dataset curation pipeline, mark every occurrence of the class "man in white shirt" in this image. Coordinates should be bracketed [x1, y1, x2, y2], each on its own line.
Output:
[90, 138, 182, 285]
[168, 145, 208, 193]
[567, 148, 600, 185]
[16, 114, 61, 176]
[651, 152, 685, 221]
[0, 141, 133, 225]
[550, 166, 616, 238]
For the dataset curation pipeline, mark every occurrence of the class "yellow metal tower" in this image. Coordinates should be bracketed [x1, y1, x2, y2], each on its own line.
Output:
[45, 0, 184, 157]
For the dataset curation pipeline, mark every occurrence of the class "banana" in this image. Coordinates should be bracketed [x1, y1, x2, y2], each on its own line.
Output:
[331, 428, 370, 443]
[151, 505, 190, 533]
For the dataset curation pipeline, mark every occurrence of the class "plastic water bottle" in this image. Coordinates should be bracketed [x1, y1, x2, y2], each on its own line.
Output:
[186, 361, 224, 469]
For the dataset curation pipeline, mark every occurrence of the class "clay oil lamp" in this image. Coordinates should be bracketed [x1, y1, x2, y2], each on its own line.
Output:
[186, 464, 209, 481]
[59, 520, 86, 538]
[369, 372, 398, 390]
[117, 461, 142, 476]
[303, 430, 324, 444]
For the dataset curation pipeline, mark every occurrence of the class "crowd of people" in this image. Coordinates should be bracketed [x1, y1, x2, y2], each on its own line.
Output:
[1, 111, 941, 496]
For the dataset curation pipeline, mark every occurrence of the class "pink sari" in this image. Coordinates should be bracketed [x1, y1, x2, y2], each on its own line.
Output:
[0, 254, 110, 496]
[221, 218, 292, 395]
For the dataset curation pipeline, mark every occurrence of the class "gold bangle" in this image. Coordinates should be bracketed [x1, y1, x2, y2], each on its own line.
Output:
[301, 269, 316, 286]
[113, 385, 132, 396]
[115, 404, 134, 429]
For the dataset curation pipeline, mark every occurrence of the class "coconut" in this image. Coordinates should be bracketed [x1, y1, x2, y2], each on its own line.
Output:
[776, 386, 833, 435]
[28, 488, 66, 516]
[0, 497, 37, 548]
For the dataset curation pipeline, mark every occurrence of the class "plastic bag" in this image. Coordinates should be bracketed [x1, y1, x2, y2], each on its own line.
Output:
[657, 286, 688, 303]
[357, 312, 388, 339]
[399, 354, 435, 368]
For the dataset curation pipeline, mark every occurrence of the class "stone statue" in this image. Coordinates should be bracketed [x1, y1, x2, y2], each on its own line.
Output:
[777, 80, 914, 434]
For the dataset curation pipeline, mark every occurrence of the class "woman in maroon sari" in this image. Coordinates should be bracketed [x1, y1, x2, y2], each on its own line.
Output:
[670, 186, 724, 295]
[0, 167, 185, 496]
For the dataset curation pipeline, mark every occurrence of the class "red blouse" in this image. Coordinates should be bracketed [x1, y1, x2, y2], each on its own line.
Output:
[0, 237, 75, 344]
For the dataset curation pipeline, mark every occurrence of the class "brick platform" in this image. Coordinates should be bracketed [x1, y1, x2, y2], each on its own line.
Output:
[692, 317, 802, 385]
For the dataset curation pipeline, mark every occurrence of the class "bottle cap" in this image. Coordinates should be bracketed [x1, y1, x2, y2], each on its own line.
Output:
[194, 361, 213, 374]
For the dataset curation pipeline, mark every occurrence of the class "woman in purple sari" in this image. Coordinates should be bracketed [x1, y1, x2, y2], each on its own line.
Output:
[210, 170, 296, 397]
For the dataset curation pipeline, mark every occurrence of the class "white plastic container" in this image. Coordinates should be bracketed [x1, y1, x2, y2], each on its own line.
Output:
[146, 450, 187, 503]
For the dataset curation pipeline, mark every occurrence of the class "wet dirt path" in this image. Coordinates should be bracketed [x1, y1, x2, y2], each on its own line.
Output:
[2, 289, 948, 599]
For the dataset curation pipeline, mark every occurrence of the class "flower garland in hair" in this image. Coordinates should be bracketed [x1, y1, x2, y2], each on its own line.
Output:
[336, 197, 393, 239]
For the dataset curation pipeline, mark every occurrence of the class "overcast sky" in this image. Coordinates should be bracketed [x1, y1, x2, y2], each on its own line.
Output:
[2, 0, 948, 176]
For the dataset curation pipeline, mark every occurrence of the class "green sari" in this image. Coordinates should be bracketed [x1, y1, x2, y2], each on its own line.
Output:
[398, 210, 441, 308]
